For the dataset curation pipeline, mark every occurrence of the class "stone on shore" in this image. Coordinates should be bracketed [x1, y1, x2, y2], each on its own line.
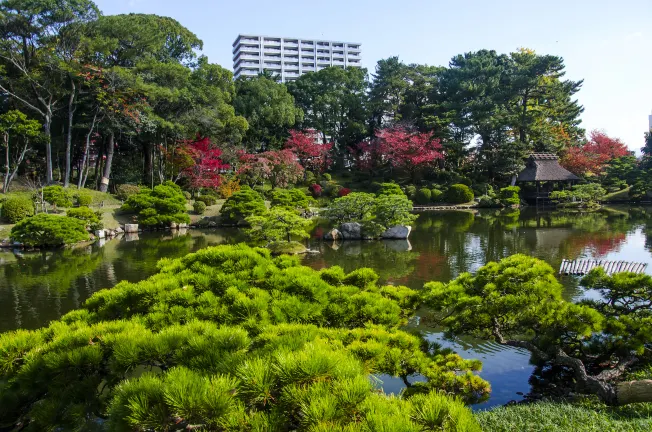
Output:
[339, 222, 362, 240]
[323, 228, 342, 241]
[124, 224, 139, 233]
[381, 225, 412, 239]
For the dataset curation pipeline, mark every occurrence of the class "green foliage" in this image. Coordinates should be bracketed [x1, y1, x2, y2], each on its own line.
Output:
[195, 195, 217, 206]
[10, 214, 89, 247]
[476, 400, 652, 432]
[67, 207, 103, 230]
[246, 207, 311, 244]
[498, 186, 520, 206]
[220, 187, 267, 224]
[269, 188, 312, 211]
[0, 244, 487, 430]
[324, 192, 417, 237]
[477, 195, 500, 208]
[74, 192, 93, 207]
[415, 188, 432, 204]
[115, 184, 142, 201]
[322, 173, 332, 181]
[431, 188, 444, 203]
[404, 185, 417, 199]
[121, 181, 190, 227]
[377, 182, 406, 196]
[183, 191, 192, 200]
[42, 185, 73, 208]
[550, 183, 606, 206]
[193, 201, 206, 215]
[446, 184, 474, 204]
[1, 196, 34, 223]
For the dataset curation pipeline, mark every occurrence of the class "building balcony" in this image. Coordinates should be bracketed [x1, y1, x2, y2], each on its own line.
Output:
[233, 53, 261, 61]
[264, 48, 282, 54]
[232, 44, 259, 55]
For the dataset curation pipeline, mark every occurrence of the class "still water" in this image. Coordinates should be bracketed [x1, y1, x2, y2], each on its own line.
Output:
[2, 206, 651, 408]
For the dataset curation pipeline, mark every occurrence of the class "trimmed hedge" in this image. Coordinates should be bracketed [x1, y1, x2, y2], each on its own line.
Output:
[121, 181, 190, 227]
[220, 187, 266, 223]
[115, 184, 141, 201]
[42, 185, 72, 208]
[195, 195, 217, 206]
[193, 201, 206, 215]
[446, 184, 474, 204]
[67, 207, 103, 230]
[2, 197, 35, 223]
[10, 214, 89, 247]
[415, 188, 432, 204]
[74, 192, 93, 207]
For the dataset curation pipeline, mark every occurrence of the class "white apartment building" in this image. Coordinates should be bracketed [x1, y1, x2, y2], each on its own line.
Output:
[232, 34, 362, 82]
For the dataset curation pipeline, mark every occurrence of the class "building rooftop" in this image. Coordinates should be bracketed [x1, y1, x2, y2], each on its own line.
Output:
[516, 153, 580, 182]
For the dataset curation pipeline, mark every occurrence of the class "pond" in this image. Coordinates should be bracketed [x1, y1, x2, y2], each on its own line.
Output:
[2, 206, 652, 409]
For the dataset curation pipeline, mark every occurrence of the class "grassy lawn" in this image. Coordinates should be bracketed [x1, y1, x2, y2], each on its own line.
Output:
[476, 399, 652, 432]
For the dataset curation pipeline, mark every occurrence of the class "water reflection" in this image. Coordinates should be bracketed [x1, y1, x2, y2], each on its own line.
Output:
[1, 206, 651, 408]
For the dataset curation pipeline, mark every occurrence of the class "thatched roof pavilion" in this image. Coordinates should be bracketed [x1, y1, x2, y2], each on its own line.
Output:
[516, 153, 580, 183]
[516, 153, 580, 200]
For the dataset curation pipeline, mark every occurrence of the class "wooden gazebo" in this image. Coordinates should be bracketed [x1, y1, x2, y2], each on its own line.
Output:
[516, 153, 580, 200]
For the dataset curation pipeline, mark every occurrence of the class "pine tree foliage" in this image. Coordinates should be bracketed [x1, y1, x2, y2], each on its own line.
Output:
[0, 244, 486, 431]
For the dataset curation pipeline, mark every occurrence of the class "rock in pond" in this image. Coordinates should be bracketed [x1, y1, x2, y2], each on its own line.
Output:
[339, 222, 363, 240]
[381, 225, 412, 239]
[323, 228, 342, 241]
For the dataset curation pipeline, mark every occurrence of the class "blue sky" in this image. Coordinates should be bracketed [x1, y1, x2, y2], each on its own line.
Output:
[94, 0, 651, 151]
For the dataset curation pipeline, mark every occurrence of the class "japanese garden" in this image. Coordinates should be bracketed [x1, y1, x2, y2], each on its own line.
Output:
[1, 1, 652, 431]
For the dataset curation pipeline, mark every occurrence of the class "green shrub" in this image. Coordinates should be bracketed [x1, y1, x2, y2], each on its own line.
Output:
[404, 185, 417, 199]
[269, 188, 312, 211]
[477, 195, 499, 208]
[246, 207, 311, 244]
[42, 185, 72, 208]
[415, 188, 431, 205]
[121, 181, 190, 227]
[115, 184, 141, 201]
[193, 201, 206, 215]
[195, 195, 217, 206]
[0, 243, 485, 431]
[431, 188, 443, 203]
[498, 186, 521, 206]
[446, 184, 474, 204]
[183, 191, 191, 200]
[220, 187, 266, 224]
[322, 173, 332, 181]
[377, 182, 405, 196]
[67, 207, 103, 230]
[10, 214, 89, 247]
[304, 170, 316, 186]
[74, 192, 93, 207]
[2, 196, 34, 223]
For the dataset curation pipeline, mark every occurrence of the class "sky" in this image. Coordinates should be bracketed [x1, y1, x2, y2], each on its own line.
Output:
[94, 0, 652, 151]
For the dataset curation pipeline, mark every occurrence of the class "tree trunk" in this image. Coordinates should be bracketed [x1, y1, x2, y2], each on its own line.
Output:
[64, 80, 76, 187]
[615, 380, 652, 405]
[44, 113, 53, 184]
[93, 139, 104, 190]
[78, 112, 98, 189]
[99, 131, 114, 193]
[3, 132, 10, 192]
[143, 141, 153, 187]
[6, 141, 30, 193]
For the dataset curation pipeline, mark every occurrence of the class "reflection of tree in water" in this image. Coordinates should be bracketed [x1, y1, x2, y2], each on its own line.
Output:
[0, 247, 104, 330]
[303, 240, 419, 286]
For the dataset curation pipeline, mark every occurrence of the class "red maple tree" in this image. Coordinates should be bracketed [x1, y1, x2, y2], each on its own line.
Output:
[182, 136, 230, 190]
[238, 149, 304, 189]
[561, 130, 630, 177]
[284, 129, 333, 173]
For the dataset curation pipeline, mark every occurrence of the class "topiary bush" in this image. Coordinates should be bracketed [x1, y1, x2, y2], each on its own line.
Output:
[115, 184, 141, 201]
[404, 185, 417, 199]
[322, 172, 332, 181]
[10, 214, 89, 247]
[193, 201, 206, 215]
[220, 187, 266, 224]
[498, 186, 521, 206]
[431, 188, 443, 203]
[183, 191, 191, 201]
[377, 182, 406, 196]
[195, 195, 217, 206]
[121, 181, 190, 227]
[269, 188, 312, 211]
[446, 184, 474, 204]
[415, 188, 432, 205]
[74, 192, 93, 207]
[0, 244, 486, 431]
[67, 207, 103, 230]
[309, 183, 322, 198]
[42, 185, 72, 209]
[1, 196, 35, 223]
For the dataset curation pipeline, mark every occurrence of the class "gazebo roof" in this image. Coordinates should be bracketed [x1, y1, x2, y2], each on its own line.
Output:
[516, 153, 580, 182]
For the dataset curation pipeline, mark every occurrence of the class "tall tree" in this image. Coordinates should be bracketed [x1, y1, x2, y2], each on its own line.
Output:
[368, 57, 410, 128]
[234, 73, 303, 151]
[0, 109, 41, 191]
[288, 66, 369, 164]
[0, 0, 99, 183]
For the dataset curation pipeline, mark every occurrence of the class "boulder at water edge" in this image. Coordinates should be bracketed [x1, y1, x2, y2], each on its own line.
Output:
[323, 228, 342, 241]
[340, 222, 363, 240]
[124, 224, 139, 233]
[381, 225, 412, 239]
